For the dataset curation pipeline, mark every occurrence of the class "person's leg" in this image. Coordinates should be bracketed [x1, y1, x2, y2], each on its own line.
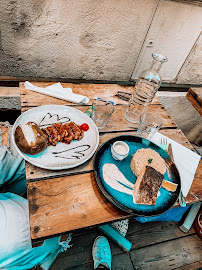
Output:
[92, 236, 111, 270]
[0, 122, 26, 195]
[0, 147, 26, 195]
[0, 192, 72, 269]
[0, 123, 72, 269]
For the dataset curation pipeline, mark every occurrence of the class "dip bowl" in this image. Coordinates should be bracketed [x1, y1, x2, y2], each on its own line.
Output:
[111, 141, 129, 161]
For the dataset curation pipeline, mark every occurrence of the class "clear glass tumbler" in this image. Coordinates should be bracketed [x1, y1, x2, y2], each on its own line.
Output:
[136, 112, 163, 140]
[91, 99, 114, 130]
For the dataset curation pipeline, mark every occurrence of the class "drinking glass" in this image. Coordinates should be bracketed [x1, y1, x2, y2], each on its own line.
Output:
[91, 99, 114, 130]
[136, 112, 163, 140]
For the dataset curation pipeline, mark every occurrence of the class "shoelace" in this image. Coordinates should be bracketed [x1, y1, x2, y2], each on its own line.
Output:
[100, 246, 110, 263]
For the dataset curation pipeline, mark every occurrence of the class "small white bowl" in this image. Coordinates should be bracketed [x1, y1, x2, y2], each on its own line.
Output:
[111, 141, 129, 161]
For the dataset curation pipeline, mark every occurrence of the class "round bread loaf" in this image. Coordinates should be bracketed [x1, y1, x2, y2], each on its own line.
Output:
[131, 148, 166, 176]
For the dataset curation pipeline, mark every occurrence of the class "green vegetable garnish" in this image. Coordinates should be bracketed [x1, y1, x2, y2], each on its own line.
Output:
[148, 158, 153, 164]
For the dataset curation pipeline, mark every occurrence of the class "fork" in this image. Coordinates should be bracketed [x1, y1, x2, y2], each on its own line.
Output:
[160, 138, 168, 152]
[160, 138, 186, 207]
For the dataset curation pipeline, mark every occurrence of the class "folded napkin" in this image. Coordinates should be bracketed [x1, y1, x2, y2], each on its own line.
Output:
[150, 132, 201, 197]
[24, 81, 89, 104]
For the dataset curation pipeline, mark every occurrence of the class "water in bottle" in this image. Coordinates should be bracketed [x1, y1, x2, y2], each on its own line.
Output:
[125, 53, 168, 123]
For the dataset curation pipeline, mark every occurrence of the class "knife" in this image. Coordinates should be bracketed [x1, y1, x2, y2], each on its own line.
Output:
[168, 143, 174, 161]
[168, 143, 186, 207]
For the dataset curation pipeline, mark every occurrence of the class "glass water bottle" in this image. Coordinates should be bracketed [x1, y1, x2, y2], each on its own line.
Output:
[125, 53, 168, 123]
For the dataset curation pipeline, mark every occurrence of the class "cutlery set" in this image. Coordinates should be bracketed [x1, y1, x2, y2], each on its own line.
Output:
[160, 138, 186, 207]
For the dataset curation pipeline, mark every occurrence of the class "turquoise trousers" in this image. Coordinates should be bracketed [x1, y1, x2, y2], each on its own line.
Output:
[0, 139, 71, 269]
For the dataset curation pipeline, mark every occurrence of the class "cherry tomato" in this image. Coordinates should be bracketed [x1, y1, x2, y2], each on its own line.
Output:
[80, 123, 89, 131]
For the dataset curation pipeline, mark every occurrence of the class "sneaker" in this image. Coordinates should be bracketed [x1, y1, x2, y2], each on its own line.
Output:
[92, 236, 111, 270]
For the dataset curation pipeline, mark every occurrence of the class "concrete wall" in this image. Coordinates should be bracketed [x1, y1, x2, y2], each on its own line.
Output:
[0, 0, 202, 83]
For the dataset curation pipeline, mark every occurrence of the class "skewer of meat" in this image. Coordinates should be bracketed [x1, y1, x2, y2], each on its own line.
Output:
[77, 124, 84, 141]
[42, 126, 58, 146]
[68, 122, 82, 140]
[42, 121, 85, 146]
[52, 123, 68, 142]
[63, 123, 74, 144]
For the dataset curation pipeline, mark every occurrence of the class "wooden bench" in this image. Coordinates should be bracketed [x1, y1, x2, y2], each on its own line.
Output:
[186, 87, 202, 116]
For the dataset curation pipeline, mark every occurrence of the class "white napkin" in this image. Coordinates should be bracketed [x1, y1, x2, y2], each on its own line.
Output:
[24, 81, 89, 104]
[150, 132, 201, 197]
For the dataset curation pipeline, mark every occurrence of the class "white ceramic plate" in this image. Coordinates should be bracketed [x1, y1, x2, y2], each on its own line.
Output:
[12, 105, 99, 170]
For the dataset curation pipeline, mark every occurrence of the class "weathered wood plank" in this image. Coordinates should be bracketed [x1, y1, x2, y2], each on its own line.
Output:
[52, 252, 134, 270]
[60, 262, 94, 270]
[51, 229, 111, 269]
[186, 87, 202, 116]
[74, 253, 134, 270]
[186, 161, 202, 205]
[98, 104, 176, 131]
[19, 81, 161, 108]
[51, 219, 197, 270]
[33, 218, 197, 260]
[27, 164, 201, 242]
[26, 128, 202, 205]
[168, 0, 202, 7]
[111, 253, 135, 270]
[175, 261, 202, 270]
[28, 172, 130, 240]
[127, 220, 196, 250]
[0, 126, 9, 147]
[26, 128, 202, 242]
[129, 234, 202, 270]
[25, 222, 202, 270]
[0, 87, 20, 97]
[55, 230, 100, 263]
[21, 103, 176, 130]
[25, 129, 195, 181]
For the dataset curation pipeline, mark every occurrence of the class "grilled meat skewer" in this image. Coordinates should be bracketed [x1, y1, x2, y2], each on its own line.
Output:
[42, 121, 85, 146]
[42, 126, 58, 146]
[69, 122, 82, 140]
[63, 123, 74, 144]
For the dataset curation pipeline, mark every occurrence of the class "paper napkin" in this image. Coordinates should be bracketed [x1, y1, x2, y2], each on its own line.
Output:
[24, 81, 89, 104]
[151, 132, 201, 197]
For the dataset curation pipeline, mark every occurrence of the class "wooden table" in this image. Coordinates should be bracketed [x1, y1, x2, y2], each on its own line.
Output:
[186, 87, 202, 116]
[19, 82, 202, 243]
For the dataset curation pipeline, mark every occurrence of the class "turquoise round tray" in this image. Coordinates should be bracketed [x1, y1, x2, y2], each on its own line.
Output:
[93, 135, 181, 216]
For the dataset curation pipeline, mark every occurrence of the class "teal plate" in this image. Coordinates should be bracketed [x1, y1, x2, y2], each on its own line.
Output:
[93, 135, 181, 216]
